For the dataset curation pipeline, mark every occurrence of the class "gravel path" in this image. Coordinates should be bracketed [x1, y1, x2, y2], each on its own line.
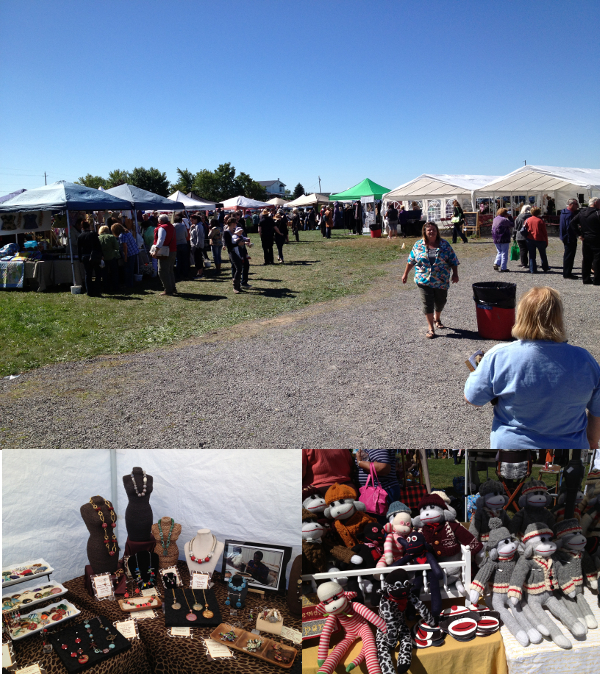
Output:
[2, 239, 598, 449]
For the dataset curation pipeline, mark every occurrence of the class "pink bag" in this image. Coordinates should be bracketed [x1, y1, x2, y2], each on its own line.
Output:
[359, 462, 389, 516]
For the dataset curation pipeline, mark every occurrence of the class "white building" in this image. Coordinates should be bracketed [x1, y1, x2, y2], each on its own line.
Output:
[258, 179, 286, 196]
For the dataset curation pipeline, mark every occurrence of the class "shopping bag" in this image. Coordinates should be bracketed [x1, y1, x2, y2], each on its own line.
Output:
[510, 241, 520, 261]
[358, 462, 389, 516]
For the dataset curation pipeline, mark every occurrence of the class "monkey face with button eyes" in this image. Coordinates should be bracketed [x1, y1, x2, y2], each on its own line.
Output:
[302, 493, 327, 515]
[302, 520, 326, 543]
[325, 497, 365, 521]
[528, 533, 557, 557]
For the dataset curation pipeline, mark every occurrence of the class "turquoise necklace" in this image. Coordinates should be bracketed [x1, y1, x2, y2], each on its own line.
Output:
[158, 518, 175, 555]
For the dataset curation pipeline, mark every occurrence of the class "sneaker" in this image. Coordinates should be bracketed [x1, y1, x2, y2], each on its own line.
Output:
[493, 264, 500, 271]
[563, 274, 578, 279]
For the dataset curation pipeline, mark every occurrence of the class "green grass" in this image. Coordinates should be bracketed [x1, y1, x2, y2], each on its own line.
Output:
[0, 231, 495, 377]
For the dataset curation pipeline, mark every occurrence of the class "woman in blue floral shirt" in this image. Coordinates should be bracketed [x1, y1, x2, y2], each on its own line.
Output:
[402, 222, 460, 338]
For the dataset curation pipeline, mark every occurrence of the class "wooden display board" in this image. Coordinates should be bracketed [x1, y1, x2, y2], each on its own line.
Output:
[463, 212, 480, 237]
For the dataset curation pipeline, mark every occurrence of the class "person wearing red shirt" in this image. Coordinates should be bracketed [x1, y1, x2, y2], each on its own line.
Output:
[302, 449, 354, 495]
[524, 207, 550, 274]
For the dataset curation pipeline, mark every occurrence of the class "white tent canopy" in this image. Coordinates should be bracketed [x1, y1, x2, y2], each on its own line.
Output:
[266, 197, 290, 206]
[382, 174, 499, 223]
[285, 193, 331, 208]
[2, 449, 300, 586]
[166, 191, 215, 211]
[220, 195, 270, 210]
[476, 165, 600, 210]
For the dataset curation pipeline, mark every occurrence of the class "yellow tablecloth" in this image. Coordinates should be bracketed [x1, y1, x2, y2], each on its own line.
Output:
[302, 627, 508, 674]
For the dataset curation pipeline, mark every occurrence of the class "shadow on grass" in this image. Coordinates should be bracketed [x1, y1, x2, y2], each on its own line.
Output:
[175, 292, 228, 302]
[248, 287, 297, 299]
[250, 278, 282, 282]
[283, 260, 319, 266]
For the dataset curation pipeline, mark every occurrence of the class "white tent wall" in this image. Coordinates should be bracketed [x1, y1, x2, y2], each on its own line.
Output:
[2, 449, 300, 587]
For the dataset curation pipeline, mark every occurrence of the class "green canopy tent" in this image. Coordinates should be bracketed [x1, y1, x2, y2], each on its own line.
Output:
[329, 178, 391, 202]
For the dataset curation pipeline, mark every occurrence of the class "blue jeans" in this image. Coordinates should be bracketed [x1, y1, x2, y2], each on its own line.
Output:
[123, 255, 136, 287]
[494, 242, 510, 270]
[211, 245, 222, 266]
[526, 240, 549, 273]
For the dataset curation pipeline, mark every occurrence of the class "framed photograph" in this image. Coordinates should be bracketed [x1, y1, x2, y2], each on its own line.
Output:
[221, 541, 292, 593]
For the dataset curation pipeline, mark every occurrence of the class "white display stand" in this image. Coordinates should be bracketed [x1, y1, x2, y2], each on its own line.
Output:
[501, 586, 600, 674]
[183, 529, 224, 578]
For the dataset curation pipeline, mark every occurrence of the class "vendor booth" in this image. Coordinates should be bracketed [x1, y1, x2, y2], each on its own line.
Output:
[329, 180, 391, 234]
[167, 191, 215, 210]
[329, 179, 390, 203]
[2, 449, 301, 674]
[284, 194, 330, 209]
[0, 181, 133, 291]
[220, 195, 271, 210]
[266, 197, 290, 207]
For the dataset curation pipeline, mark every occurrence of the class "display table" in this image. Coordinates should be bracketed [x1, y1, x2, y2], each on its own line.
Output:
[501, 587, 600, 674]
[63, 562, 301, 674]
[23, 259, 84, 291]
[8, 598, 151, 674]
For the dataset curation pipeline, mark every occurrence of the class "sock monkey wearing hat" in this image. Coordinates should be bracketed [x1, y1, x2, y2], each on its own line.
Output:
[508, 479, 555, 539]
[468, 480, 511, 544]
[508, 521, 587, 649]
[554, 518, 598, 630]
[373, 501, 412, 577]
[469, 518, 542, 647]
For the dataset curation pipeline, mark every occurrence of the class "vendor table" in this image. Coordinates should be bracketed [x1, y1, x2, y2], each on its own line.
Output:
[501, 587, 600, 674]
[8, 597, 151, 674]
[24, 259, 84, 291]
[63, 562, 301, 674]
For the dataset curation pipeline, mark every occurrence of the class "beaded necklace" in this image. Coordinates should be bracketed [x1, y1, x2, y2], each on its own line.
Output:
[130, 470, 147, 497]
[189, 534, 216, 563]
[133, 552, 155, 589]
[89, 498, 117, 556]
[157, 518, 175, 555]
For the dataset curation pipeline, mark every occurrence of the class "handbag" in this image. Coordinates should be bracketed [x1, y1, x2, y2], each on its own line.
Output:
[450, 216, 461, 224]
[358, 462, 389, 516]
[150, 244, 170, 258]
[510, 240, 520, 261]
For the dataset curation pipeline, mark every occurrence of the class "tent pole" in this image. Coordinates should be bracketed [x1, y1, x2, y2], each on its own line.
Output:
[67, 208, 76, 288]
[110, 449, 118, 512]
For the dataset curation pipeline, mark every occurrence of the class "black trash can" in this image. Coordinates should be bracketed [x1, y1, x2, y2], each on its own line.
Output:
[472, 282, 517, 340]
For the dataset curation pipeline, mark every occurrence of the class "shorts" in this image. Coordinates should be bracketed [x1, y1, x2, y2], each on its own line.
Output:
[417, 283, 448, 314]
[388, 221, 398, 231]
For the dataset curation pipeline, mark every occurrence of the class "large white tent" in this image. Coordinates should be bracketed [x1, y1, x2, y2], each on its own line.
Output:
[266, 197, 290, 207]
[2, 449, 300, 586]
[284, 193, 331, 208]
[382, 174, 499, 223]
[220, 195, 271, 210]
[475, 165, 600, 211]
[166, 191, 215, 210]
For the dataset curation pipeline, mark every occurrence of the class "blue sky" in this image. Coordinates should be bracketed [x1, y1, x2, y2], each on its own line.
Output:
[1, 0, 598, 197]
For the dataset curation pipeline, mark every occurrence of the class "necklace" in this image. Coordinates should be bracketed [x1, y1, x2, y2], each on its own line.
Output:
[191, 589, 203, 612]
[201, 588, 213, 618]
[189, 534, 216, 563]
[171, 589, 181, 611]
[158, 518, 175, 555]
[130, 470, 147, 497]
[134, 552, 155, 589]
[89, 498, 117, 556]
[228, 578, 247, 592]
[181, 590, 197, 622]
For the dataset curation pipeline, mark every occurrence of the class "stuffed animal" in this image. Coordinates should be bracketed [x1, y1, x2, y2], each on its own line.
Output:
[349, 522, 387, 596]
[508, 480, 555, 539]
[374, 568, 435, 674]
[552, 485, 584, 523]
[508, 522, 586, 649]
[554, 518, 598, 630]
[316, 581, 386, 674]
[374, 502, 412, 576]
[580, 479, 600, 537]
[468, 480, 511, 543]
[469, 518, 542, 647]
[303, 490, 328, 517]
[391, 532, 444, 620]
[413, 494, 484, 595]
[324, 483, 375, 549]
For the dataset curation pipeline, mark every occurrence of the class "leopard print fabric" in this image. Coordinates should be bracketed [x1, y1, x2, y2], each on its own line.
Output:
[375, 576, 434, 674]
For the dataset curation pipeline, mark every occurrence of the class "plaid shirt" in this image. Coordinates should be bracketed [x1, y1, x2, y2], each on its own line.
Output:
[407, 238, 459, 290]
[119, 231, 139, 256]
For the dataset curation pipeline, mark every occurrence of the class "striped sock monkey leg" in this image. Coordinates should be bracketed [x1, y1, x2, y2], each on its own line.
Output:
[319, 637, 356, 674]
[359, 625, 382, 674]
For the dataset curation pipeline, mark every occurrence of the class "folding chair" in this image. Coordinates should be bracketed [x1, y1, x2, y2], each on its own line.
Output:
[496, 450, 533, 513]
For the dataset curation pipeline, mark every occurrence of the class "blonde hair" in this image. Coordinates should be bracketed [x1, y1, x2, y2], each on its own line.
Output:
[512, 287, 566, 342]
[98, 225, 109, 234]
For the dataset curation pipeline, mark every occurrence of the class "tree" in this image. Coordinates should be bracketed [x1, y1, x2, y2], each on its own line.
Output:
[172, 168, 195, 194]
[107, 169, 130, 187]
[76, 174, 108, 189]
[128, 167, 170, 197]
[192, 163, 237, 202]
[293, 183, 305, 199]
[236, 172, 268, 200]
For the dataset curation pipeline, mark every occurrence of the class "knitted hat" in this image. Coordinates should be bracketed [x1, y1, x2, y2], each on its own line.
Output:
[302, 507, 317, 523]
[386, 501, 411, 518]
[479, 480, 504, 497]
[324, 483, 357, 505]
[522, 521, 554, 543]
[431, 490, 451, 505]
[487, 517, 511, 548]
[554, 518, 582, 540]
[521, 479, 548, 497]
[417, 493, 447, 511]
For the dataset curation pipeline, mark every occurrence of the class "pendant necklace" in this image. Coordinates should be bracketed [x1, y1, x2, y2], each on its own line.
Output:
[89, 498, 117, 556]
[171, 588, 181, 611]
[158, 518, 175, 555]
[182, 590, 197, 622]
[189, 534, 216, 563]
[134, 552, 155, 589]
[130, 470, 147, 497]
[191, 589, 203, 612]
[201, 588, 214, 618]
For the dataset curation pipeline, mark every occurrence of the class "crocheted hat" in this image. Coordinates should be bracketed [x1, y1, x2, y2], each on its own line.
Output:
[386, 501, 411, 518]
[487, 517, 512, 548]
[521, 479, 548, 497]
[417, 493, 447, 511]
[324, 483, 358, 505]
[479, 479, 504, 497]
[431, 490, 451, 504]
[522, 521, 553, 543]
[554, 518, 582, 539]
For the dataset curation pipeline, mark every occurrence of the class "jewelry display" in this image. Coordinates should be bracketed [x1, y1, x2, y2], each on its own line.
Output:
[52, 616, 129, 670]
[201, 588, 214, 619]
[7, 600, 80, 640]
[210, 624, 297, 668]
[130, 469, 147, 497]
[226, 575, 247, 609]
[89, 498, 118, 556]
[270, 642, 293, 664]
[189, 534, 217, 563]
[219, 629, 236, 642]
[157, 518, 175, 554]
[171, 589, 181, 611]
[181, 589, 197, 622]
[2, 559, 54, 587]
[2, 583, 66, 612]
[132, 552, 156, 589]
[191, 589, 203, 612]
[244, 637, 263, 652]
